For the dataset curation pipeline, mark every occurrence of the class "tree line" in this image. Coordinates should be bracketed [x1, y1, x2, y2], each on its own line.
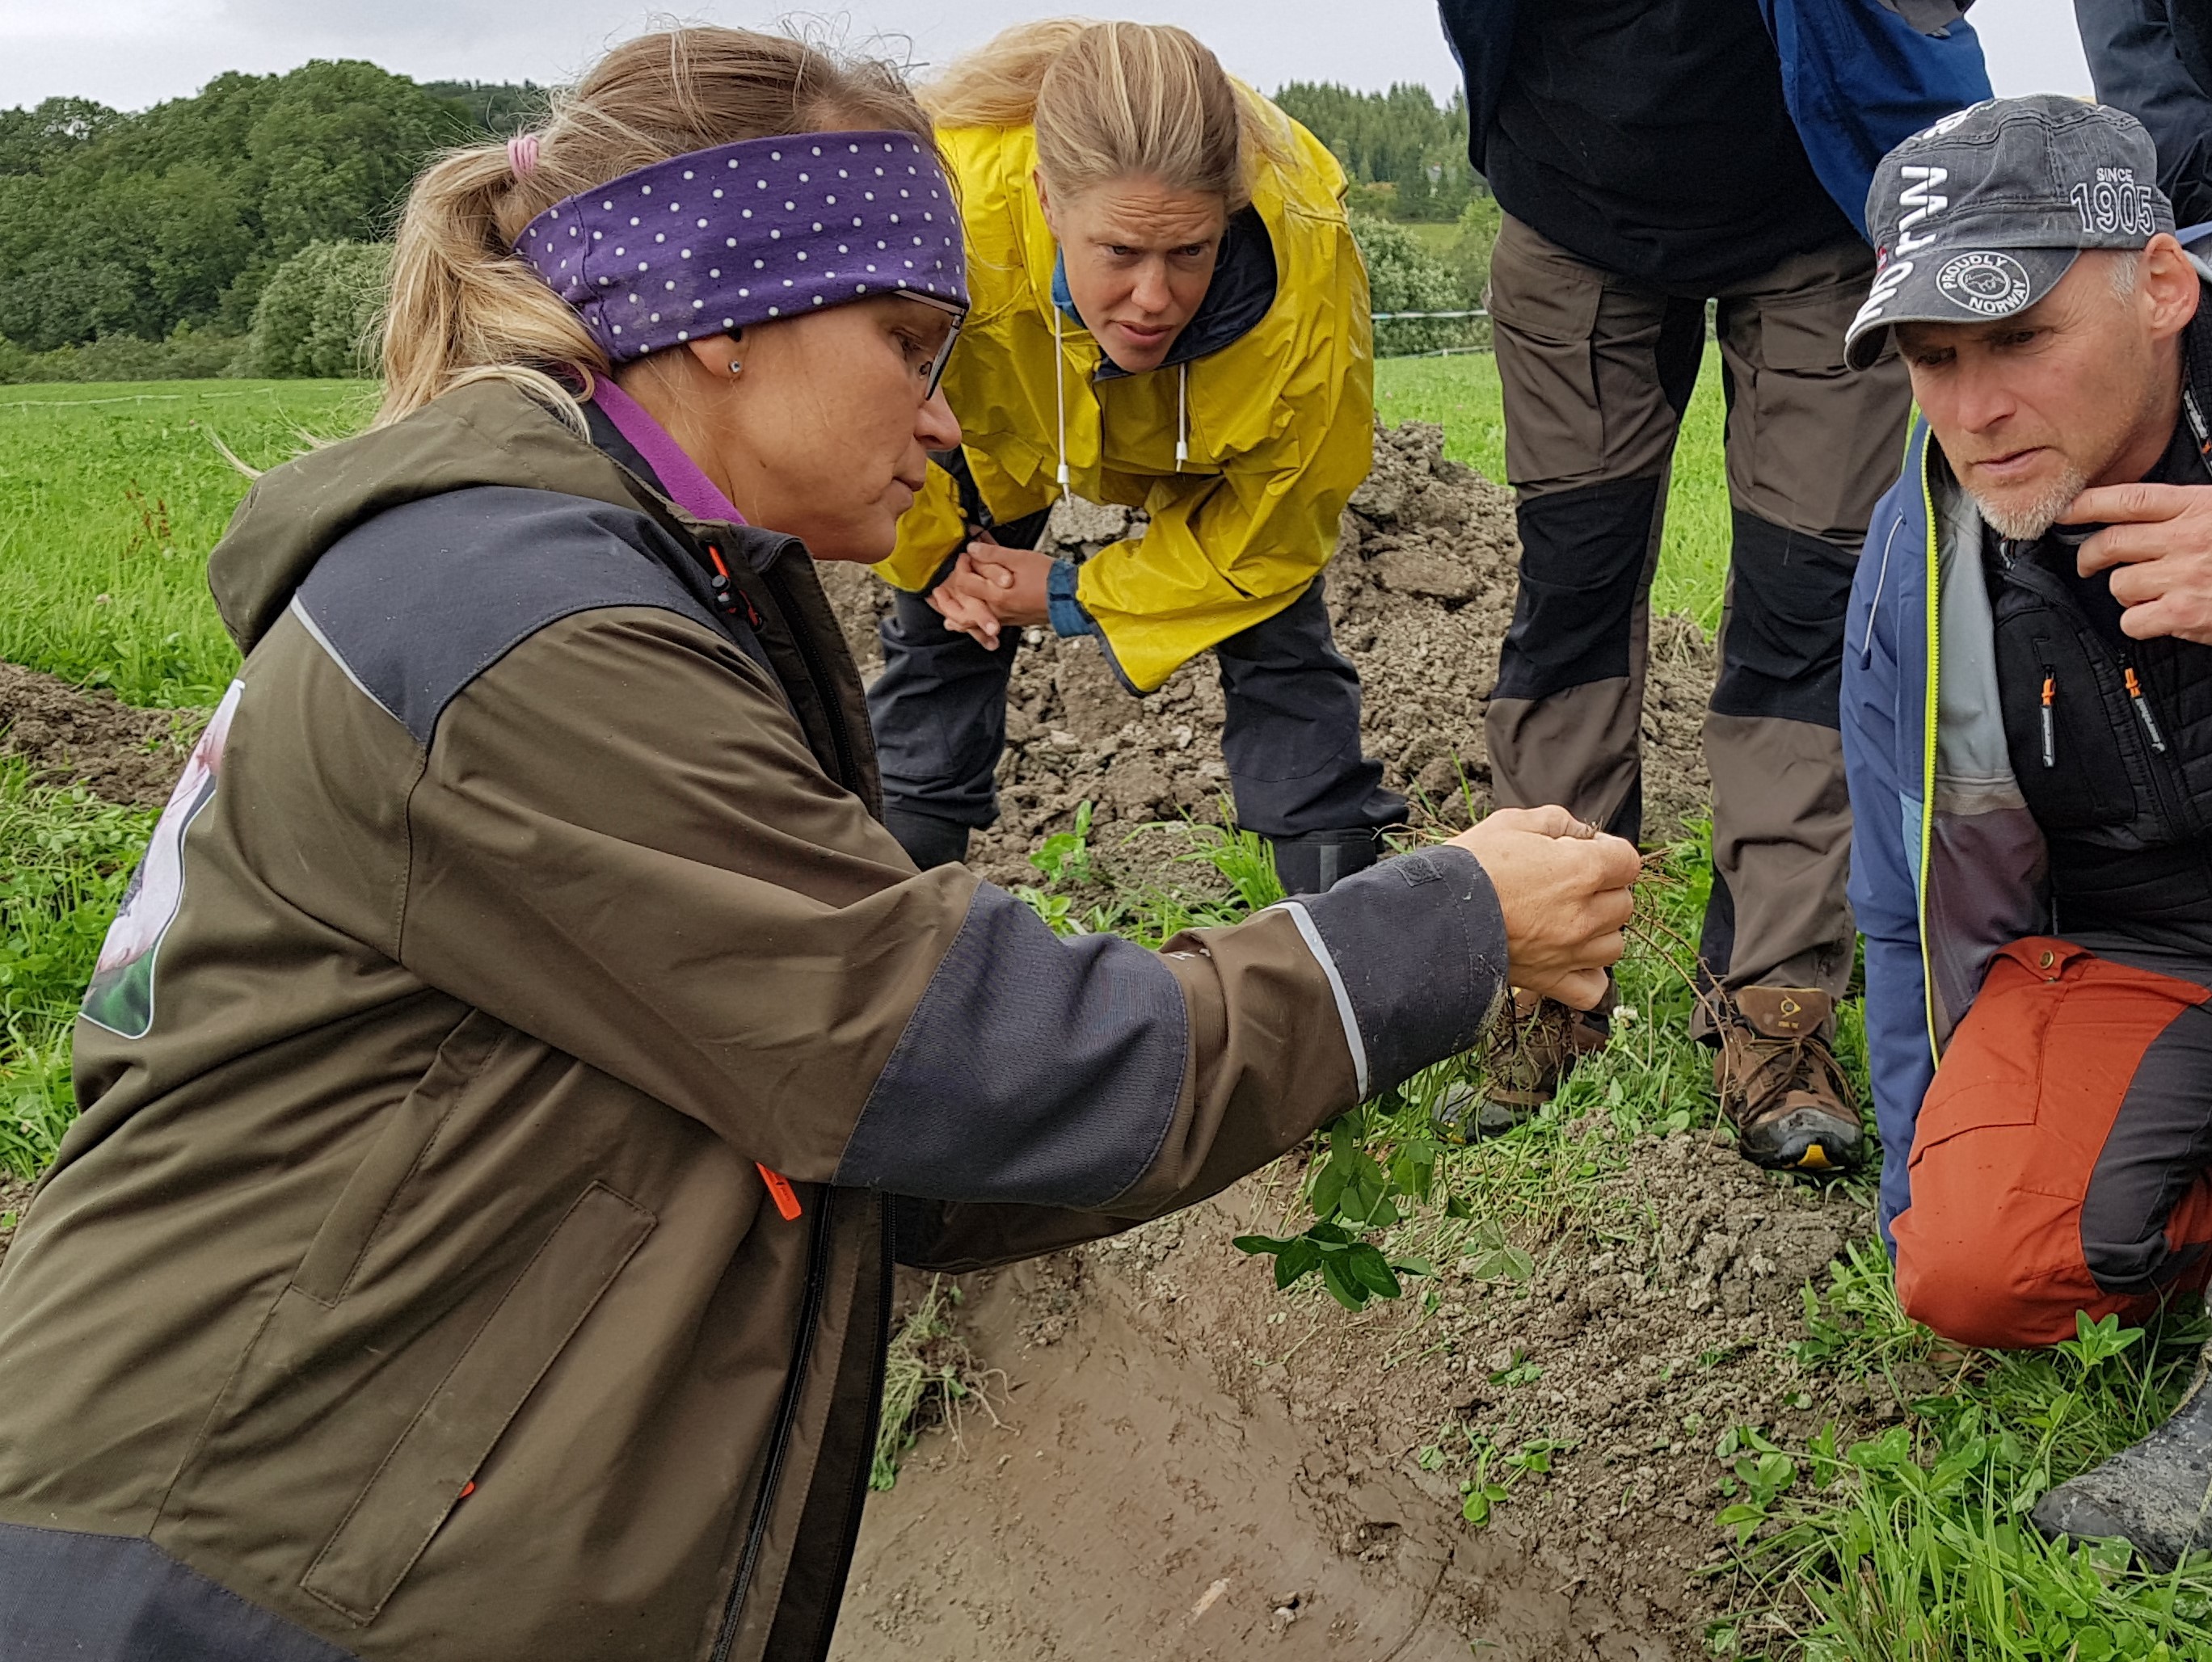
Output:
[0, 64, 1488, 381]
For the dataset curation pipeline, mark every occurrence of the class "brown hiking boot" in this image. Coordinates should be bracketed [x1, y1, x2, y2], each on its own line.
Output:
[1477, 994, 1619, 1122]
[1714, 987, 1864, 1173]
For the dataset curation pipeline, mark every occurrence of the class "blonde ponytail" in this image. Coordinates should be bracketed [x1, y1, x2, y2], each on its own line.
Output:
[377, 27, 934, 429]
[923, 19, 1287, 213]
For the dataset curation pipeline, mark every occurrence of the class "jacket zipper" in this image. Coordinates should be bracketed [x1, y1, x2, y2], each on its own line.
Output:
[2123, 661, 2168, 753]
[1916, 443, 1941, 1068]
[712, 1192, 836, 1662]
[1999, 541, 2191, 835]
[759, 565, 860, 791]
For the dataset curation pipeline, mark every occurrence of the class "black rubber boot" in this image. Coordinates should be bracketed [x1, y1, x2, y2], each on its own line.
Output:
[883, 807, 971, 870]
[2033, 1348, 2212, 1570]
[1267, 829, 1382, 896]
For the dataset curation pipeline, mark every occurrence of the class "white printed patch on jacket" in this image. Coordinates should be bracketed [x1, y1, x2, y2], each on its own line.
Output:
[81, 679, 243, 1039]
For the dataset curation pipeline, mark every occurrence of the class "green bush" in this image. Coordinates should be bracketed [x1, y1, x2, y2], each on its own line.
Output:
[1447, 196, 1502, 318]
[0, 323, 246, 385]
[1351, 217, 1475, 358]
[246, 240, 390, 378]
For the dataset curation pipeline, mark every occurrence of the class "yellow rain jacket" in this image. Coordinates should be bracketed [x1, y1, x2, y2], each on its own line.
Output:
[875, 103, 1375, 693]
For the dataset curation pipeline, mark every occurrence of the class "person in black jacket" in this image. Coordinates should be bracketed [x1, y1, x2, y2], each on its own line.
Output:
[1434, 0, 1988, 1171]
[2077, 0, 2212, 227]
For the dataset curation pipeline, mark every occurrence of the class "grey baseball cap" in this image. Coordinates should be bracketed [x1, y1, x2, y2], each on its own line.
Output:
[1844, 94, 2176, 370]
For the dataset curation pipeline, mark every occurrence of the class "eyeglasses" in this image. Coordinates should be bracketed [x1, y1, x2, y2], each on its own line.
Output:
[899, 290, 967, 398]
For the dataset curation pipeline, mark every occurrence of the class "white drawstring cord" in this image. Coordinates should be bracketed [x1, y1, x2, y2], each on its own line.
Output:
[1176, 363, 1188, 471]
[1053, 306, 1071, 489]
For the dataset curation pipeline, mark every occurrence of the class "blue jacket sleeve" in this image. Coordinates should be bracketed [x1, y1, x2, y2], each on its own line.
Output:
[1435, 0, 1520, 177]
[2076, 0, 2212, 228]
[1842, 481, 1933, 1248]
[1761, 0, 1994, 234]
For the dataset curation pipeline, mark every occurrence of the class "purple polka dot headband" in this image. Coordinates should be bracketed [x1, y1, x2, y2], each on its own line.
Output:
[515, 129, 967, 365]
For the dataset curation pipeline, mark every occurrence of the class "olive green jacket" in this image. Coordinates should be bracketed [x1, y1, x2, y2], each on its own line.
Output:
[0, 381, 1506, 1661]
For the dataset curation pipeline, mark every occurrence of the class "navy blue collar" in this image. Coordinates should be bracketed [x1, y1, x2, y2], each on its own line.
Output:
[1050, 205, 1279, 381]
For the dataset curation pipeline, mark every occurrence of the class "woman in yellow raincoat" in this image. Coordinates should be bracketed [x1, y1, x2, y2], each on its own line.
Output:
[866, 19, 1401, 893]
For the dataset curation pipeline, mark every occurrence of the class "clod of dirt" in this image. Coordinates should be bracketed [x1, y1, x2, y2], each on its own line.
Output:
[0, 660, 200, 810]
[836, 1134, 1870, 1661]
[819, 422, 1716, 889]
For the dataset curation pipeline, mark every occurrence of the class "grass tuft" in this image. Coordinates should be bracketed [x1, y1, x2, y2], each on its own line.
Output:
[871, 1277, 998, 1492]
[0, 762, 154, 1179]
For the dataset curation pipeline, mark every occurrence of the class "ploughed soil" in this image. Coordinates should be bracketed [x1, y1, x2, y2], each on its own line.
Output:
[0, 658, 197, 810]
[817, 421, 1716, 889]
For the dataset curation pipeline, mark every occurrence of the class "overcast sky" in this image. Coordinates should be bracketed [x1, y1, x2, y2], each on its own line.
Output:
[0, 0, 2094, 112]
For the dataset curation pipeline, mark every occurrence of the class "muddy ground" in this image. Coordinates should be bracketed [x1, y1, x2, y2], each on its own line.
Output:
[833, 1139, 1872, 1662]
[2, 423, 1853, 1657]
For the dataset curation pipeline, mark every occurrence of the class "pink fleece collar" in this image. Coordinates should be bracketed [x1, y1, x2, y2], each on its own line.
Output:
[588, 377, 748, 526]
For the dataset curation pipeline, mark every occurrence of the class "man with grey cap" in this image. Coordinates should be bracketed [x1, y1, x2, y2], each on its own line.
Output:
[1843, 92, 2212, 1567]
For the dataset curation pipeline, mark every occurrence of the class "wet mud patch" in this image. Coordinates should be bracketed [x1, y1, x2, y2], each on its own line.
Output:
[819, 422, 1716, 889]
[0, 659, 200, 809]
[836, 1134, 1873, 1659]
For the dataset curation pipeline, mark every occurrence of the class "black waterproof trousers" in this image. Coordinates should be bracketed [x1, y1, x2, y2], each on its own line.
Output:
[866, 570, 1404, 852]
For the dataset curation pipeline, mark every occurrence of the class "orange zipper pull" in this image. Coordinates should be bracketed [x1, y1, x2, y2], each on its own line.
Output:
[2040, 671, 2056, 768]
[2124, 665, 2168, 753]
[756, 1163, 803, 1221]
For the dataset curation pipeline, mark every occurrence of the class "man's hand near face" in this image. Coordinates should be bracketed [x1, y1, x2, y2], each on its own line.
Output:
[2065, 482, 2212, 645]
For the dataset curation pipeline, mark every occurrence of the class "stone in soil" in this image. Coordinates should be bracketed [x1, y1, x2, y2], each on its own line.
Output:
[817, 421, 1715, 890]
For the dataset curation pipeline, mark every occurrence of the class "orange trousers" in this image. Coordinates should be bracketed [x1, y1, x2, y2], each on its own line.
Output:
[1894, 938, 2212, 1349]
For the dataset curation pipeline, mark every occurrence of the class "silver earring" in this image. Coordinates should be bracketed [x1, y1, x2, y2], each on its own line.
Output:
[727, 359, 743, 375]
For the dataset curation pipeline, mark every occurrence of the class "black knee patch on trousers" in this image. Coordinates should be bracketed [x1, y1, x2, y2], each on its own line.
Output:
[1710, 510, 1858, 729]
[2083, 998, 2212, 1296]
[1494, 475, 1662, 703]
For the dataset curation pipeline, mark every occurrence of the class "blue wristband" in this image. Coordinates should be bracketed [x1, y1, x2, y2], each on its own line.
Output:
[1046, 558, 1093, 638]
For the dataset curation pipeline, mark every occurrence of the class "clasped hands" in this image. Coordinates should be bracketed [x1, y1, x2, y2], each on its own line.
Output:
[925, 537, 1055, 649]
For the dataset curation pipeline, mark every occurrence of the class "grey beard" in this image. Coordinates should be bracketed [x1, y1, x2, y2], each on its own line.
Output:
[1967, 460, 2091, 541]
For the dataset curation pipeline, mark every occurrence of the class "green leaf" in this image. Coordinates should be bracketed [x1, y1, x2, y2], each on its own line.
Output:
[1309, 1157, 1350, 1218]
[1232, 1233, 1291, 1257]
[1274, 1237, 1323, 1290]
[1346, 1244, 1403, 1299]
[1319, 1254, 1368, 1311]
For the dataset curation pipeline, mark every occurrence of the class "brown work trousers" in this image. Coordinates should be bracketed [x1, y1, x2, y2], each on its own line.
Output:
[1485, 213, 1911, 1017]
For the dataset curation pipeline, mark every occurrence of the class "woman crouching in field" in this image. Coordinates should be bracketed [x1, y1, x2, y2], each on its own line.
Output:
[0, 26, 1637, 1662]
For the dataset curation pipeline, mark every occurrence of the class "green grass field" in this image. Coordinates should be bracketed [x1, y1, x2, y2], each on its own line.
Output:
[0, 381, 376, 707]
[5, 371, 2212, 1657]
[1392, 220, 1461, 259]
[0, 360, 1731, 717]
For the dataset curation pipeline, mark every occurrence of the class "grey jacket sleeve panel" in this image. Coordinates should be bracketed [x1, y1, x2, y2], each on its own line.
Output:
[886, 853, 1513, 1270]
[834, 885, 1189, 1207]
[1277, 846, 1509, 1094]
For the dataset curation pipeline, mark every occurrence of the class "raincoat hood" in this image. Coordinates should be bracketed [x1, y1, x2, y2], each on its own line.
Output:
[208, 388, 677, 657]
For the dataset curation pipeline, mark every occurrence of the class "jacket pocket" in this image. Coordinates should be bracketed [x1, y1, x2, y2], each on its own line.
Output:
[299, 1182, 655, 1623]
[292, 1010, 509, 1306]
[1993, 615, 2143, 832]
[1485, 213, 1606, 487]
